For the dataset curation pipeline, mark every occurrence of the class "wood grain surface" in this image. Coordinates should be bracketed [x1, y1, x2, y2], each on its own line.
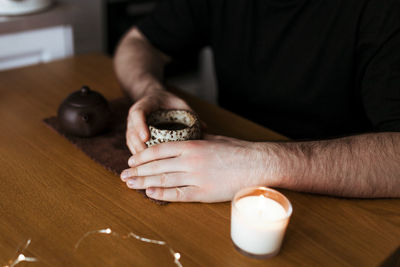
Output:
[0, 54, 399, 266]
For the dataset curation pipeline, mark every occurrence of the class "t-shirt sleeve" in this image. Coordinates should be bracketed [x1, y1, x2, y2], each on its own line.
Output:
[137, 0, 210, 58]
[357, 0, 400, 132]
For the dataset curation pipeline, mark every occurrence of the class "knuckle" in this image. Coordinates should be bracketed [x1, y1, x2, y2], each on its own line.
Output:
[159, 173, 167, 187]
[175, 187, 182, 200]
[175, 187, 189, 201]
[130, 167, 138, 177]
[141, 178, 148, 188]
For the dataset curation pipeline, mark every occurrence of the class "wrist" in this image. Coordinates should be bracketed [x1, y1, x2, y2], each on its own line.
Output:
[126, 74, 164, 101]
[253, 142, 299, 188]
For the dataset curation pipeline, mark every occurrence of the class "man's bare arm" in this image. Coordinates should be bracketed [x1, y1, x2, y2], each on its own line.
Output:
[114, 27, 192, 154]
[264, 132, 400, 198]
[114, 27, 170, 100]
[119, 131, 400, 202]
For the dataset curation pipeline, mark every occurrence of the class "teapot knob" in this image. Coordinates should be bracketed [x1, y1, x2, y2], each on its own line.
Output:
[80, 86, 91, 96]
[81, 113, 90, 123]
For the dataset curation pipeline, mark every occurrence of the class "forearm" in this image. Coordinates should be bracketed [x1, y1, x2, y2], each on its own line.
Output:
[261, 132, 400, 198]
[113, 27, 170, 101]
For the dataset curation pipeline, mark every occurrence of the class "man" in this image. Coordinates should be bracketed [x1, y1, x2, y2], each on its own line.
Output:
[114, 0, 400, 202]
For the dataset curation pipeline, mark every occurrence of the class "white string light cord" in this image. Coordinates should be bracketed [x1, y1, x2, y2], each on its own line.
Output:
[75, 228, 182, 267]
[3, 239, 38, 267]
[3, 228, 181, 267]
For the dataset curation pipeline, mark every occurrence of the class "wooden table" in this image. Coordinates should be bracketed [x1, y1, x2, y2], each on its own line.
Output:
[0, 54, 399, 266]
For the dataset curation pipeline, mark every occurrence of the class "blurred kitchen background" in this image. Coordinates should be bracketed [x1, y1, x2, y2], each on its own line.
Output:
[0, 0, 218, 103]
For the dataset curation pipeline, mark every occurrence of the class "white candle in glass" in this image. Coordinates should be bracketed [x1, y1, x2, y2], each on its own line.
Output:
[231, 187, 292, 258]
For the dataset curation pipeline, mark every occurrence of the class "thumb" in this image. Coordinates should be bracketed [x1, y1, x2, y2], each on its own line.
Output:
[134, 110, 150, 142]
[127, 108, 150, 143]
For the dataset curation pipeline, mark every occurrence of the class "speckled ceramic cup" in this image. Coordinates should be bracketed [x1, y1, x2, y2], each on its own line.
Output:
[145, 109, 202, 147]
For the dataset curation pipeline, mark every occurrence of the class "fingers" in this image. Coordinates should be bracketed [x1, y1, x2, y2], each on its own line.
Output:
[121, 158, 185, 180]
[146, 186, 201, 202]
[125, 173, 193, 189]
[127, 142, 184, 167]
[124, 92, 199, 154]
[126, 134, 136, 154]
[128, 108, 149, 142]
[126, 129, 146, 154]
[126, 107, 149, 153]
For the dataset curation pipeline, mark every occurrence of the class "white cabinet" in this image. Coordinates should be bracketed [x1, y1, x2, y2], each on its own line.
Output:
[0, 25, 73, 71]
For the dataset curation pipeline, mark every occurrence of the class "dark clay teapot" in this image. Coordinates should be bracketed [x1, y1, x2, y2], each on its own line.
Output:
[58, 86, 111, 137]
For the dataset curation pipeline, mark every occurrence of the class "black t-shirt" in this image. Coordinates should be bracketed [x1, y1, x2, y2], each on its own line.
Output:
[137, 0, 400, 139]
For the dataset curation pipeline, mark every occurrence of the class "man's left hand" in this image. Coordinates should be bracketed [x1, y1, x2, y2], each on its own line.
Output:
[120, 135, 272, 202]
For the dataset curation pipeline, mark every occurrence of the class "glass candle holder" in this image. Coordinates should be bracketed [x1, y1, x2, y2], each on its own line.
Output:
[231, 187, 293, 259]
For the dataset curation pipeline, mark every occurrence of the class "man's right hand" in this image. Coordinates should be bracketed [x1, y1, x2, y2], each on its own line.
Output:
[113, 27, 192, 154]
[126, 88, 192, 154]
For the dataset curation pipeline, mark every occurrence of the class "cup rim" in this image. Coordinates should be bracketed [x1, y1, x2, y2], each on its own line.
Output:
[232, 186, 293, 222]
[147, 109, 199, 132]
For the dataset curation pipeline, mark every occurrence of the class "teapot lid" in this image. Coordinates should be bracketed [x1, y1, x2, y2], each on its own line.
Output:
[65, 86, 107, 107]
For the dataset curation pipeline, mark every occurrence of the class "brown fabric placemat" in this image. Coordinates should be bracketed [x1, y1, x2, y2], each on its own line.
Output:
[43, 97, 166, 205]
